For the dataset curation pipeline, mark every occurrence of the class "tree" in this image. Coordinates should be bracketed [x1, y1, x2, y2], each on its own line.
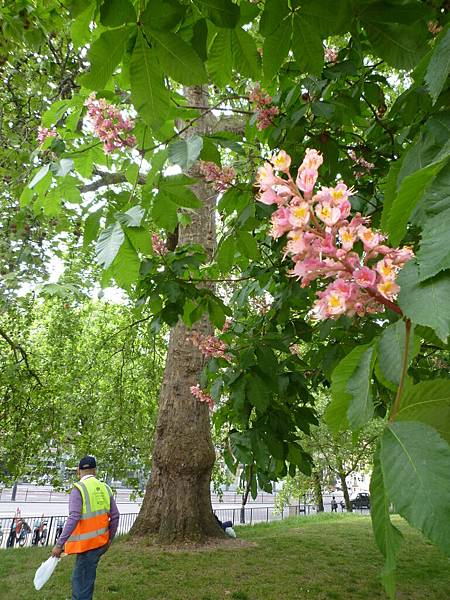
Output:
[1, 1, 449, 595]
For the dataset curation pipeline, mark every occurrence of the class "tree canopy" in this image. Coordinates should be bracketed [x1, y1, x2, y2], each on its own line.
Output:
[1, 0, 449, 595]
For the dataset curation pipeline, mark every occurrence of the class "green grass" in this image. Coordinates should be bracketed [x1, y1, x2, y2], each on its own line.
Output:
[0, 514, 449, 599]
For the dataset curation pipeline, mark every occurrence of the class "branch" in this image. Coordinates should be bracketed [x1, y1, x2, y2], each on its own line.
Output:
[79, 168, 146, 193]
[0, 327, 43, 386]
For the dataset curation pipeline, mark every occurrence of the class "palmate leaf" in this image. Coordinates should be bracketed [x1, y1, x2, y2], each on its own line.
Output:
[231, 28, 261, 79]
[370, 447, 404, 599]
[377, 320, 420, 385]
[208, 30, 233, 87]
[130, 31, 170, 130]
[110, 236, 140, 290]
[79, 26, 132, 91]
[425, 25, 450, 104]
[95, 222, 125, 269]
[141, 0, 186, 31]
[263, 17, 292, 82]
[398, 261, 450, 343]
[415, 204, 450, 281]
[381, 421, 450, 555]
[100, 0, 136, 27]
[386, 158, 447, 245]
[292, 14, 324, 75]
[397, 379, 450, 444]
[325, 344, 372, 433]
[194, 0, 240, 28]
[346, 345, 376, 430]
[168, 135, 203, 171]
[363, 21, 428, 70]
[151, 31, 208, 86]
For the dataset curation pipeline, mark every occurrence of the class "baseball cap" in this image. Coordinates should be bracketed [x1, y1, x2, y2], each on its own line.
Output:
[78, 456, 97, 470]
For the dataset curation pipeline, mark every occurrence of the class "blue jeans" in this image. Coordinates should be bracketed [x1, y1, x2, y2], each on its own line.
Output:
[72, 544, 107, 600]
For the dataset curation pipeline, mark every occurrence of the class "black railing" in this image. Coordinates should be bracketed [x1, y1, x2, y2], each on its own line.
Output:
[0, 504, 370, 550]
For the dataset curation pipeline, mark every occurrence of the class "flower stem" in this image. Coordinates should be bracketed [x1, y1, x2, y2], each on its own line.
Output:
[389, 318, 412, 421]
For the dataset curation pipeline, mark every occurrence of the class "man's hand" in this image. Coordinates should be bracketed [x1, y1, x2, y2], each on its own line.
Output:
[51, 545, 63, 558]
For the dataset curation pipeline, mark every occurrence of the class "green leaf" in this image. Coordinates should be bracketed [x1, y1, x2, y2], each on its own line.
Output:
[380, 156, 404, 233]
[377, 321, 420, 385]
[79, 26, 131, 90]
[370, 447, 404, 599]
[231, 28, 260, 79]
[141, 0, 186, 31]
[29, 165, 50, 189]
[247, 374, 269, 413]
[325, 344, 372, 433]
[95, 222, 125, 269]
[263, 17, 292, 82]
[168, 136, 203, 171]
[151, 31, 208, 85]
[217, 236, 236, 272]
[83, 210, 102, 249]
[111, 236, 140, 289]
[237, 230, 260, 260]
[415, 203, 450, 281]
[363, 21, 428, 70]
[381, 421, 450, 555]
[346, 345, 376, 430]
[54, 158, 74, 177]
[192, 18, 208, 61]
[425, 26, 450, 104]
[152, 193, 178, 232]
[387, 158, 447, 245]
[100, 0, 136, 27]
[195, 0, 240, 28]
[115, 205, 145, 227]
[292, 14, 324, 75]
[208, 30, 233, 87]
[397, 379, 450, 444]
[398, 261, 450, 343]
[130, 31, 170, 129]
[126, 227, 153, 255]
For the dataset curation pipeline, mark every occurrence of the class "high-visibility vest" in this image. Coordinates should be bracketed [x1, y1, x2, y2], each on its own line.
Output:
[64, 476, 112, 554]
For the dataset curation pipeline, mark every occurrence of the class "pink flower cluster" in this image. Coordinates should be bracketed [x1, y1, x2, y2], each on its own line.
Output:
[190, 384, 214, 410]
[198, 161, 236, 192]
[37, 127, 57, 144]
[249, 84, 279, 130]
[256, 148, 414, 320]
[348, 149, 375, 173]
[189, 331, 231, 361]
[324, 47, 338, 63]
[84, 93, 136, 153]
[151, 233, 168, 256]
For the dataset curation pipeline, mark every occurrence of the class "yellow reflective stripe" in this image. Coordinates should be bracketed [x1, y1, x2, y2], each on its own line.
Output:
[68, 527, 109, 542]
[78, 481, 92, 513]
[80, 508, 109, 520]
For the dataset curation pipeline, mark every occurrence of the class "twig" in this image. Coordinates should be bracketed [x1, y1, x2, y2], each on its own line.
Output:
[0, 327, 43, 386]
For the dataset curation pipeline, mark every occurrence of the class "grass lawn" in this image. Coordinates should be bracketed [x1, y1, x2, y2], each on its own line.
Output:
[0, 513, 448, 600]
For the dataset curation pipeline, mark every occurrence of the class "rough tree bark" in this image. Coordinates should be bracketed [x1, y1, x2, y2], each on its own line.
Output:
[336, 459, 352, 512]
[313, 471, 324, 512]
[130, 86, 225, 543]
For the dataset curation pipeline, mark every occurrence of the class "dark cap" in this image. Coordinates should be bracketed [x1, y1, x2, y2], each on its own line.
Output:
[78, 456, 96, 470]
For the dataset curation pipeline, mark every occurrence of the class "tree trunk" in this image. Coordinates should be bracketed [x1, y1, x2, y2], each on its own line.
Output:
[130, 87, 223, 543]
[240, 465, 253, 523]
[337, 464, 352, 512]
[313, 471, 324, 512]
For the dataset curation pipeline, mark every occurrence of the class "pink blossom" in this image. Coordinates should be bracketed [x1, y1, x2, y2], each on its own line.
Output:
[324, 47, 338, 63]
[357, 226, 383, 249]
[84, 93, 135, 153]
[256, 106, 279, 130]
[315, 202, 341, 226]
[353, 267, 376, 288]
[272, 150, 291, 172]
[375, 258, 397, 281]
[190, 384, 214, 410]
[199, 161, 235, 192]
[296, 168, 318, 193]
[377, 280, 400, 300]
[289, 344, 301, 356]
[289, 202, 310, 227]
[189, 331, 231, 361]
[37, 127, 57, 143]
[258, 188, 282, 205]
[301, 149, 323, 171]
[256, 163, 276, 190]
[151, 233, 168, 256]
[339, 226, 356, 251]
[285, 229, 306, 256]
[270, 206, 292, 238]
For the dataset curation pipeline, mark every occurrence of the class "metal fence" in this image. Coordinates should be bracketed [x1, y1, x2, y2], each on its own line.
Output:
[0, 503, 370, 550]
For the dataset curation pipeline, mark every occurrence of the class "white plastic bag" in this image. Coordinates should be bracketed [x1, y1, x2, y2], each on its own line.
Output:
[225, 526, 236, 538]
[34, 556, 60, 590]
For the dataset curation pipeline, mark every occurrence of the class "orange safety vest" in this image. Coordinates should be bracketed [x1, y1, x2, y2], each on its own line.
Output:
[64, 477, 112, 554]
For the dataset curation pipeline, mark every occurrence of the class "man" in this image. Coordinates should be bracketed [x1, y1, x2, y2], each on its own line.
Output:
[51, 456, 120, 600]
[331, 496, 338, 512]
